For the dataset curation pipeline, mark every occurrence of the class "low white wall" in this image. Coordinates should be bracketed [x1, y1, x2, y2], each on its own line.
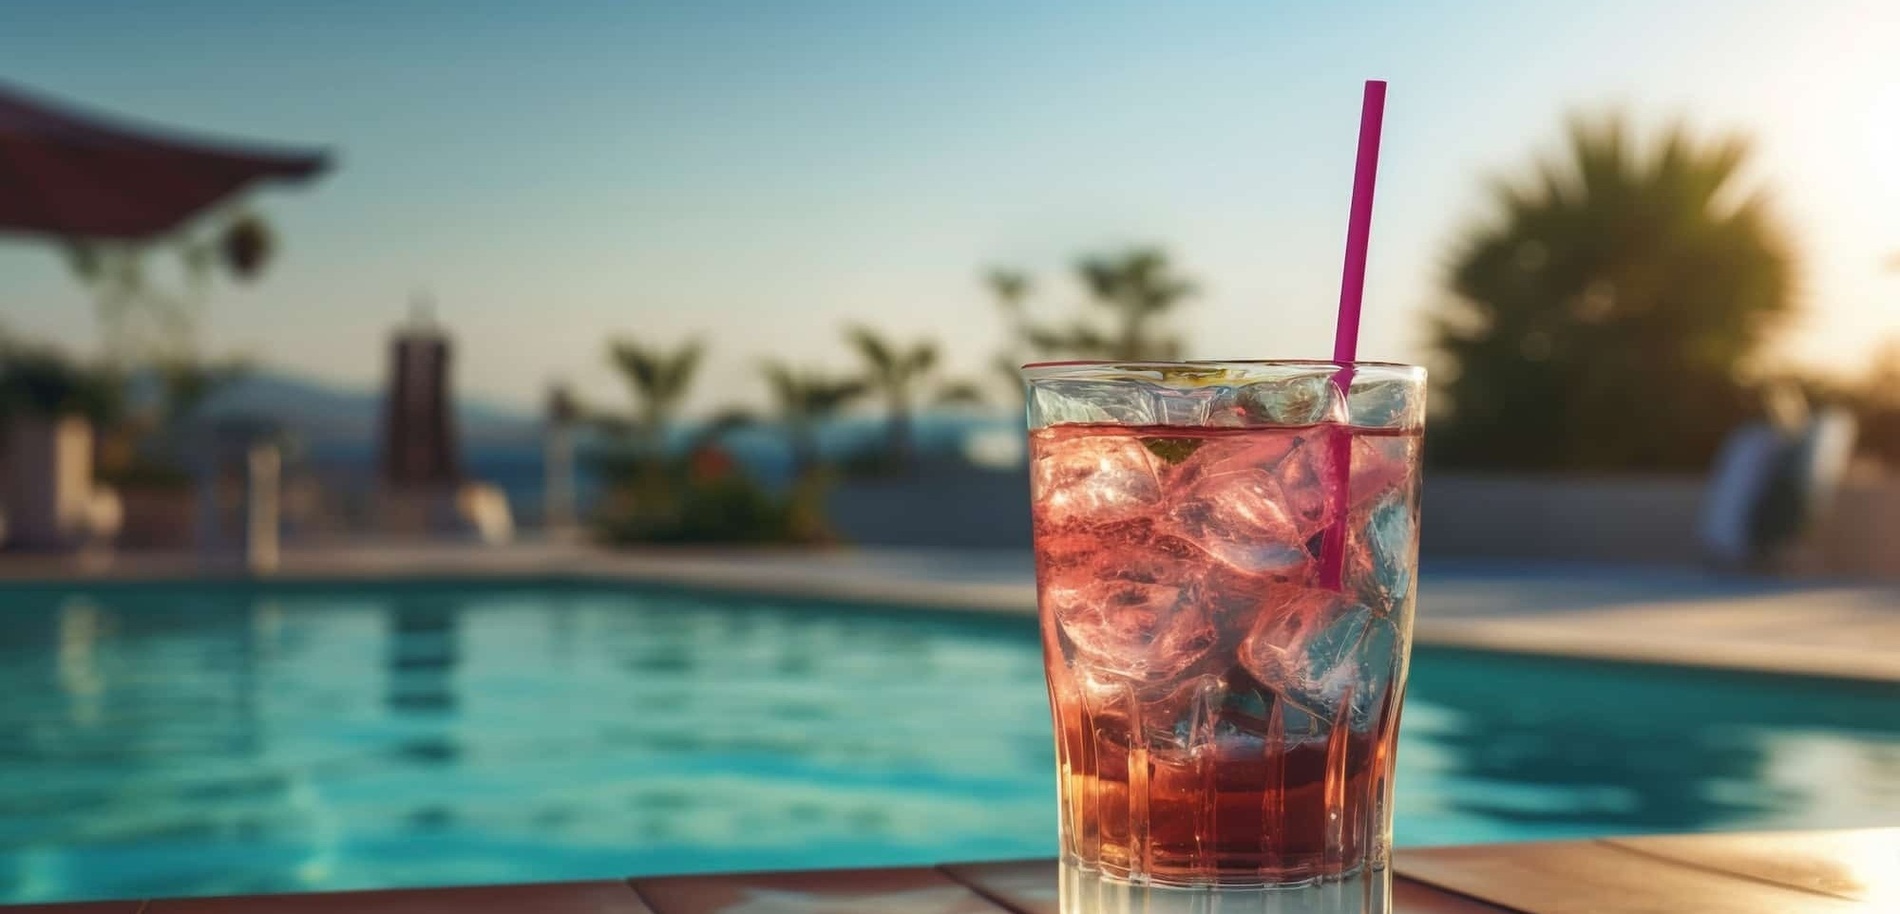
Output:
[1801, 479, 1900, 578]
[828, 464, 1032, 549]
[828, 467, 1900, 579]
[1421, 474, 1707, 566]
[1424, 473, 1900, 578]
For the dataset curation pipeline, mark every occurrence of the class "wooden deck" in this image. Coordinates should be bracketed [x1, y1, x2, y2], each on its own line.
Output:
[8, 828, 1892, 913]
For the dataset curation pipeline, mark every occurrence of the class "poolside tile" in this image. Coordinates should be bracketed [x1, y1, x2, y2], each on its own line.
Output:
[633, 867, 1007, 914]
[146, 880, 651, 913]
[1605, 828, 1900, 902]
[1396, 840, 1865, 913]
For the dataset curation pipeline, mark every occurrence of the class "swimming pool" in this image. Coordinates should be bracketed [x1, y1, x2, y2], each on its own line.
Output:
[0, 579, 1895, 904]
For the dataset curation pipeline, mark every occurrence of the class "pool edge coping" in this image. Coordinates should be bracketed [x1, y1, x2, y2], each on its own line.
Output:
[3, 546, 1894, 686]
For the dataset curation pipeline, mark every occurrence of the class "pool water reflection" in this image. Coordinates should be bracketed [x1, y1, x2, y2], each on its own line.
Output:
[0, 580, 1894, 904]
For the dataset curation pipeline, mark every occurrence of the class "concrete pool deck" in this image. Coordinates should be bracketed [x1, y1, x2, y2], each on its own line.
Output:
[3, 541, 1896, 684]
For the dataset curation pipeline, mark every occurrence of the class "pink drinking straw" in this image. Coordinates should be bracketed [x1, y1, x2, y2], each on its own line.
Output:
[1319, 79, 1387, 590]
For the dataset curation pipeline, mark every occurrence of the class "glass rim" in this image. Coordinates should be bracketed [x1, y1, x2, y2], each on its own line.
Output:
[1020, 359, 1426, 381]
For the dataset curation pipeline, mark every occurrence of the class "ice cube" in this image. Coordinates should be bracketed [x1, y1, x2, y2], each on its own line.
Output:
[1266, 435, 1342, 539]
[1179, 429, 1302, 480]
[1202, 385, 1252, 428]
[1162, 433, 1329, 579]
[1151, 384, 1225, 426]
[1041, 531, 1220, 682]
[1170, 435, 1337, 562]
[1346, 377, 1421, 429]
[1349, 494, 1416, 614]
[1136, 672, 1225, 753]
[1213, 666, 1327, 747]
[1235, 375, 1343, 426]
[1050, 583, 1217, 681]
[1344, 615, 1403, 730]
[1029, 379, 1158, 427]
[1167, 478, 1310, 577]
[1346, 432, 1414, 509]
[1070, 667, 1137, 746]
[1030, 431, 1165, 529]
[1238, 587, 1393, 727]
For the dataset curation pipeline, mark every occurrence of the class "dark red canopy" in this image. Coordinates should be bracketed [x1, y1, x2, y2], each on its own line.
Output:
[0, 82, 329, 240]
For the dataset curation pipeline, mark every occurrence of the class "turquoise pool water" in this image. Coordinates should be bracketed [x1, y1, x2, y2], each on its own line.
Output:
[1, 580, 1895, 904]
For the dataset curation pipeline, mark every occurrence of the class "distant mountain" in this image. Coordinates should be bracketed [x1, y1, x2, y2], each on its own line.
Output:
[191, 370, 540, 446]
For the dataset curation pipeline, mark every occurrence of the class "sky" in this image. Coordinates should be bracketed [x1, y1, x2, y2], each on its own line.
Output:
[2, 0, 1898, 416]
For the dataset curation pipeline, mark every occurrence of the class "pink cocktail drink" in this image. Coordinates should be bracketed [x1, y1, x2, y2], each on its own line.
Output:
[1025, 362, 1424, 912]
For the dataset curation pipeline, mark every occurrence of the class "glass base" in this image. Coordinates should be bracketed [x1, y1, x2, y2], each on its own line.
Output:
[1060, 863, 1391, 914]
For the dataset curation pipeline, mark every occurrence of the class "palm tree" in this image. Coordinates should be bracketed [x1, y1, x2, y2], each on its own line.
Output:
[846, 326, 984, 469]
[1430, 112, 1795, 471]
[986, 268, 1034, 404]
[761, 361, 865, 477]
[1073, 248, 1196, 360]
[605, 336, 705, 464]
[1002, 248, 1196, 364]
[599, 338, 765, 541]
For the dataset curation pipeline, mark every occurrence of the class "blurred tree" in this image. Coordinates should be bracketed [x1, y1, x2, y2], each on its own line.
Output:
[986, 268, 1034, 405]
[66, 211, 276, 364]
[1429, 113, 1795, 471]
[0, 333, 123, 425]
[846, 326, 984, 469]
[604, 336, 705, 467]
[762, 362, 866, 541]
[1039, 248, 1195, 361]
[595, 337, 789, 543]
[991, 248, 1197, 380]
[761, 361, 865, 477]
[99, 355, 256, 486]
[63, 211, 273, 479]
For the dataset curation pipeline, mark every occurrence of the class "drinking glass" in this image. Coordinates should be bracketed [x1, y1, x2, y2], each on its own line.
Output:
[1024, 361, 1426, 914]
